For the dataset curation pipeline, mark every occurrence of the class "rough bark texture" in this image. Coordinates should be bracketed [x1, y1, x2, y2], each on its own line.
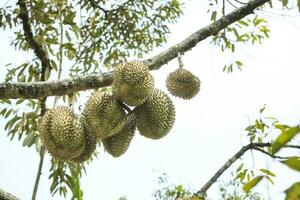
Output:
[0, 189, 20, 200]
[18, 1, 49, 199]
[194, 143, 271, 196]
[0, 0, 270, 100]
[18, 0, 51, 81]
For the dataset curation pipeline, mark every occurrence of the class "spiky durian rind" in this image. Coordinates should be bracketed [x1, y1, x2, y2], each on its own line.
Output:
[72, 117, 97, 163]
[112, 61, 154, 106]
[134, 89, 175, 139]
[82, 92, 126, 139]
[102, 114, 136, 157]
[39, 106, 85, 160]
[166, 68, 200, 100]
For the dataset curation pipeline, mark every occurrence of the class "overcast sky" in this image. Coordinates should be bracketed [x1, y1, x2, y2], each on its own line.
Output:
[1, 1, 300, 200]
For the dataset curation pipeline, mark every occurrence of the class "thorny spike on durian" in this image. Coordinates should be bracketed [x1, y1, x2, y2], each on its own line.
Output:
[112, 61, 154, 106]
[72, 117, 97, 163]
[38, 106, 85, 160]
[166, 68, 200, 100]
[134, 89, 175, 140]
[102, 114, 137, 157]
[82, 92, 126, 139]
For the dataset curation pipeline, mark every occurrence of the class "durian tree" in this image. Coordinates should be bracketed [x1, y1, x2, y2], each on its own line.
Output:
[0, 0, 300, 199]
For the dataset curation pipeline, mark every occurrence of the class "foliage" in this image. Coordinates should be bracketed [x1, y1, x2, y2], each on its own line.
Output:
[1, 0, 300, 199]
[207, 0, 270, 73]
[220, 173, 264, 200]
[153, 173, 193, 200]
[0, 0, 183, 198]
[151, 173, 264, 200]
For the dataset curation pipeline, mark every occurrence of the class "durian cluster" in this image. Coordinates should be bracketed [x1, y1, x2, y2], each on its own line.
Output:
[38, 60, 200, 162]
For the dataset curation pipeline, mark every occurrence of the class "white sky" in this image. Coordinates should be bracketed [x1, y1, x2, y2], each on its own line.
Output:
[1, 0, 300, 200]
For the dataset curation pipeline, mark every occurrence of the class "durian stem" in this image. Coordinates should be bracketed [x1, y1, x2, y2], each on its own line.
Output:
[177, 53, 184, 69]
[31, 146, 45, 200]
[117, 100, 132, 113]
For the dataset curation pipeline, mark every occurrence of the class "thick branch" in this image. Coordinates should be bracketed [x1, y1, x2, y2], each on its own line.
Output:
[1, 0, 269, 99]
[0, 188, 20, 200]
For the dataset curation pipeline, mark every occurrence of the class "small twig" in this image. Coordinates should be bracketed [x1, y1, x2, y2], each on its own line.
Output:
[87, 0, 107, 14]
[284, 144, 300, 149]
[232, 0, 248, 4]
[253, 147, 297, 160]
[31, 146, 45, 200]
[53, 4, 65, 107]
[226, 0, 238, 9]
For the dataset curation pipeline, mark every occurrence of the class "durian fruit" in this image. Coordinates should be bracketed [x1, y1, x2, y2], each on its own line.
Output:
[102, 114, 137, 157]
[166, 68, 200, 100]
[39, 106, 85, 160]
[134, 89, 175, 139]
[112, 61, 154, 106]
[82, 92, 126, 139]
[72, 117, 97, 163]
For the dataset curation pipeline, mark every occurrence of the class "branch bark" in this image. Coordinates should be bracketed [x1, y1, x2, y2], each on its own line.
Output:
[194, 142, 300, 196]
[18, 0, 51, 81]
[0, 189, 20, 200]
[0, 0, 270, 99]
[194, 143, 270, 196]
[17, 1, 49, 199]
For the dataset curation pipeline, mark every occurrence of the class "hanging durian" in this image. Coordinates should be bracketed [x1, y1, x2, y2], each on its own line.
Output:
[82, 92, 126, 139]
[134, 89, 175, 139]
[112, 61, 154, 106]
[166, 53, 200, 99]
[102, 114, 137, 157]
[38, 106, 85, 160]
[72, 117, 97, 163]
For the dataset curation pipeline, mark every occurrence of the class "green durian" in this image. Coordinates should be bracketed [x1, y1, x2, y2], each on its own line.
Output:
[102, 114, 136, 157]
[166, 68, 200, 99]
[39, 106, 85, 160]
[112, 61, 154, 106]
[82, 92, 126, 139]
[134, 89, 175, 139]
[72, 117, 97, 163]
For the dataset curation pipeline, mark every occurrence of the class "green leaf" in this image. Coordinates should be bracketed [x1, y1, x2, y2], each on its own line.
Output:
[243, 175, 263, 193]
[298, 0, 300, 12]
[285, 182, 300, 200]
[236, 163, 243, 172]
[210, 11, 217, 21]
[260, 168, 276, 177]
[282, 157, 300, 172]
[22, 133, 36, 147]
[272, 126, 300, 154]
[238, 20, 249, 26]
[265, 175, 274, 185]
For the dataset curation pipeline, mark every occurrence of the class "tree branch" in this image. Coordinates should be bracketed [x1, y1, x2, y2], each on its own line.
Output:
[17, 1, 49, 199]
[1, 0, 269, 99]
[253, 147, 298, 160]
[194, 142, 300, 196]
[194, 142, 270, 196]
[31, 146, 45, 200]
[0, 188, 20, 200]
[17, 0, 51, 81]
